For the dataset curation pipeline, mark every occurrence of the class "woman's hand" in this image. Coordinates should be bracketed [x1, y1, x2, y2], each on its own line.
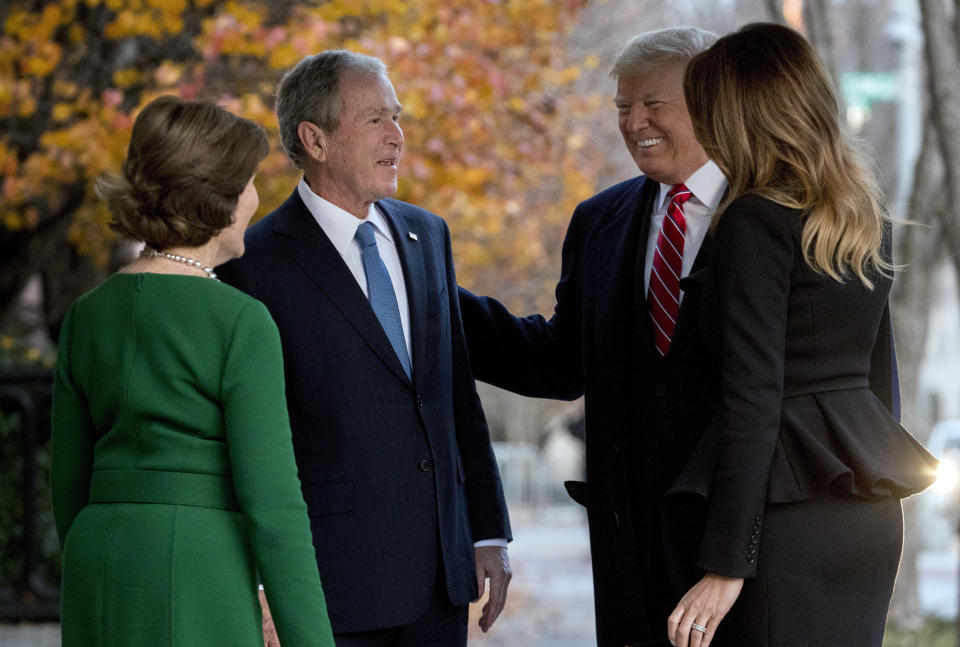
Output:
[667, 573, 743, 647]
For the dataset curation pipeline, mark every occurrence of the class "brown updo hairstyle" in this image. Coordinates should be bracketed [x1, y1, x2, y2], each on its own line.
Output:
[97, 96, 269, 249]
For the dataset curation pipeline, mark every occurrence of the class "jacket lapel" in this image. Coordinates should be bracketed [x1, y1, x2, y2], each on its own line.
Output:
[594, 177, 659, 366]
[673, 231, 713, 345]
[273, 191, 412, 386]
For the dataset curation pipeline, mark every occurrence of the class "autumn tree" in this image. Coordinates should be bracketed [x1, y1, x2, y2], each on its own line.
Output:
[1, 0, 599, 340]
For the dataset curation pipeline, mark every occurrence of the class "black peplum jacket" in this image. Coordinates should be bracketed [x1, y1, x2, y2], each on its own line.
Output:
[669, 193, 937, 578]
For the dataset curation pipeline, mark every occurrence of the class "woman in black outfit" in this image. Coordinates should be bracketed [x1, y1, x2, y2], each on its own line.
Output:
[666, 22, 938, 647]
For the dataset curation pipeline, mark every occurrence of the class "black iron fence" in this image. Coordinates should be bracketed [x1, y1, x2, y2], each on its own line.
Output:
[0, 368, 59, 621]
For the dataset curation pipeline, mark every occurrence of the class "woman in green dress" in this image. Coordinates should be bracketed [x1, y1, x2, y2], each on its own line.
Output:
[51, 95, 334, 646]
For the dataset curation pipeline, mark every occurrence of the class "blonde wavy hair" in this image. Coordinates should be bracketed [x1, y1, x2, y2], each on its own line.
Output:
[683, 22, 891, 288]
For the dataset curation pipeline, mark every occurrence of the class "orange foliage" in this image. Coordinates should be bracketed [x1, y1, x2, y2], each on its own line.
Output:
[2, 0, 603, 314]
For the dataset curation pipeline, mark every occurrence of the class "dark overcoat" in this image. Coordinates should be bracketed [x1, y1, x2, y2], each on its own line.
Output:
[459, 176, 720, 647]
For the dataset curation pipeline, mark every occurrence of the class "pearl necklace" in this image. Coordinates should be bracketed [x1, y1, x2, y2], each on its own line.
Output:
[140, 248, 218, 280]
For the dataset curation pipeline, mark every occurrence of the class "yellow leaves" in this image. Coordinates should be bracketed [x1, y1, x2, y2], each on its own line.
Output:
[459, 167, 491, 192]
[106, 9, 155, 39]
[68, 202, 116, 267]
[0, 144, 16, 178]
[199, 4, 273, 61]
[0, 85, 12, 118]
[147, 0, 186, 11]
[52, 103, 74, 123]
[1, 0, 599, 315]
[153, 62, 183, 86]
[268, 42, 301, 70]
[401, 92, 428, 120]
[5, 6, 70, 43]
[113, 68, 145, 88]
[223, 1, 266, 31]
[104, 0, 188, 40]
[19, 47, 63, 77]
[17, 95, 37, 118]
[7, 13, 65, 78]
[508, 97, 528, 113]
[68, 23, 86, 44]
[53, 80, 79, 98]
[544, 65, 581, 86]
[3, 212, 22, 230]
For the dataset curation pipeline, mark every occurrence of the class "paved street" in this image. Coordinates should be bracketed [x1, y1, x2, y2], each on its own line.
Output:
[0, 504, 594, 647]
[470, 505, 595, 646]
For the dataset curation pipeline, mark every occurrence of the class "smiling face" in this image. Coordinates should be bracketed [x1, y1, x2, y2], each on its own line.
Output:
[312, 70, 403, 218]
[615, 62, 708, 185]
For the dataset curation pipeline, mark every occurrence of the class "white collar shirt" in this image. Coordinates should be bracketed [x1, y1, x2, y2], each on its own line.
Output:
[643, 160, 728, 298]
[297, 178, 412, 361]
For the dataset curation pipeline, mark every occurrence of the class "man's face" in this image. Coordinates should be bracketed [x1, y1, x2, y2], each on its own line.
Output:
[615, 62, 707, 185]
[321, 71, 403, 214]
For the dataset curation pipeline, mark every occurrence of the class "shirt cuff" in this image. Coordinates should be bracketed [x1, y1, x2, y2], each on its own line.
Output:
[473, 538, 508, 548]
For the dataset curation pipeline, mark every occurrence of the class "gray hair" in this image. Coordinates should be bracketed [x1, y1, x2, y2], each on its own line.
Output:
[610, 27, 718, 79]
[276, 50, 388, 169]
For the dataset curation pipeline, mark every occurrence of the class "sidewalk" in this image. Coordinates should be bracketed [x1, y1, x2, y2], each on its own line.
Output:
[0, 504, 594, 647]
[469, 504, 595, 646]
[0, 623, 58, 646]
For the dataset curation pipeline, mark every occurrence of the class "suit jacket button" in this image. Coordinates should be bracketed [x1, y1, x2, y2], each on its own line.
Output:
[655, 384, 667, 397]
[416, 393, 424, 408]
[418, 458, 432, 472]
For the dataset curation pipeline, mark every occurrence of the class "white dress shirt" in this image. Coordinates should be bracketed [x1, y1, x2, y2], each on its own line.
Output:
[642, 160, 728, 300]
[298, 179, 412, 365]
[297, 179, 506, 550]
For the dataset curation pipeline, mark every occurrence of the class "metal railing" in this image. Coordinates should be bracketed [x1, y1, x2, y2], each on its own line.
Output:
[0, 368, 59, 621]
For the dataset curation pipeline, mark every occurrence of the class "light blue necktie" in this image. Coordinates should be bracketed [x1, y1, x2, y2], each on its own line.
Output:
[354, 222, 411, 379]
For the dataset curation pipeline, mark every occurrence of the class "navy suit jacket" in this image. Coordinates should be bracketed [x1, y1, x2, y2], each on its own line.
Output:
[219, 189, 510, 633]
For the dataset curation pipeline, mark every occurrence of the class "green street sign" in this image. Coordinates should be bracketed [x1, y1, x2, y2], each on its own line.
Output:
[841, 72, 899, 108]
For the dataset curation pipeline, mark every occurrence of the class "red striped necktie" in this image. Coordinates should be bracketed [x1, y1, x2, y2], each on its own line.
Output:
[648, 183, 691, 357]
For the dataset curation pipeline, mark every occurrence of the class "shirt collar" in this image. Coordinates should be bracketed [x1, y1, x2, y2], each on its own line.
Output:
[654, 160, 728, 212]
[297, 178, 391, 249]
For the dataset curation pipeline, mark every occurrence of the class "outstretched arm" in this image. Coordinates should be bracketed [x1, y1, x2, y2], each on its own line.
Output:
[458, 204, 587, 400]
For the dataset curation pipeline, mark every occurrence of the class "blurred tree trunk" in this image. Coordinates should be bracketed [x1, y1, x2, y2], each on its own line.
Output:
[763, 0, 786, 24]
[919, 0, 960, 297]
[888, 116, 944, 626]
[803, 0, 839, 87]
[800, 0, 950, 626]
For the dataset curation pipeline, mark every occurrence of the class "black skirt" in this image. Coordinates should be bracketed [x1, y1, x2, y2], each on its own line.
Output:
[724, 495, 903, 647]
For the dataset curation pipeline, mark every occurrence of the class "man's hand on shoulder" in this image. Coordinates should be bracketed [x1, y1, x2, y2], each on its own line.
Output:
[474, 545, 512, 633]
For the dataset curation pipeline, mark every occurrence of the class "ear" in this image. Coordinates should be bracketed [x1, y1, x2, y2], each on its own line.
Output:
[297, 121, 328, 163]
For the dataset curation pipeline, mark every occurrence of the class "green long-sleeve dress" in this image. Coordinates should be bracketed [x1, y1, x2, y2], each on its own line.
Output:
[51, 273, 334, 647]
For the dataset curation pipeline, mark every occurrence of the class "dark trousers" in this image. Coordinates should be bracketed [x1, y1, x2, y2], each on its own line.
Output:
[726, 495, 903, 647]
[333, 572, 468, 647]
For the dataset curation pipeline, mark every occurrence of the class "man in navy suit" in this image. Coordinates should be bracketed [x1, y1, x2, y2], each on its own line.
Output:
[458, 28, 730, 647]
[218, 50, 511, 647]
